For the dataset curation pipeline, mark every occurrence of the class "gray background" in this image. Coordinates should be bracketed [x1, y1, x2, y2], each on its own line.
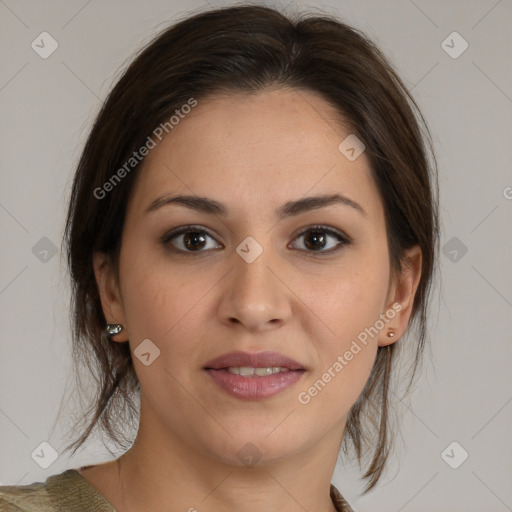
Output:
[1, 1, 511, 511]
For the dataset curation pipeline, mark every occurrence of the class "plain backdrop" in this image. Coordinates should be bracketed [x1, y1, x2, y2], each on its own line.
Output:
[1, 1, 511, 511]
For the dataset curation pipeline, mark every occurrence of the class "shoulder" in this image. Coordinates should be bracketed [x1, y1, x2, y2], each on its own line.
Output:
[0, 469, 115, 512]
[0, 475, 56, 511]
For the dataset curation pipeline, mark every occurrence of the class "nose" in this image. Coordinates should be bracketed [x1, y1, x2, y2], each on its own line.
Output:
[217, 246, 292, 332]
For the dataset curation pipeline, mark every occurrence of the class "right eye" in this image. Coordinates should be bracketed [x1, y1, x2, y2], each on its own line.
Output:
[161, 225, 222, 255]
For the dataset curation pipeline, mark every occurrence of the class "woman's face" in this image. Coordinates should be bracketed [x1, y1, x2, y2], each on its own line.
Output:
[95, 88, 421, 467]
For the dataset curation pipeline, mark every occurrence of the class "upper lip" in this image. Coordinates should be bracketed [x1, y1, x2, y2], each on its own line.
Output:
[204, 351, 306, 371]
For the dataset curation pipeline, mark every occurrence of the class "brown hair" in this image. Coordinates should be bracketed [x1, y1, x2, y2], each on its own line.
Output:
[61, 4, 439, 492]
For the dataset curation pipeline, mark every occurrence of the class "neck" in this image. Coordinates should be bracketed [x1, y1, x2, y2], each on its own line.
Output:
[114, 398, 343, 512]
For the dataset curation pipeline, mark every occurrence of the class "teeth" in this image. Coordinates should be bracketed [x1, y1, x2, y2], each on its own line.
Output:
[255, 367, 272, 376]
[227, 366, 290, 376]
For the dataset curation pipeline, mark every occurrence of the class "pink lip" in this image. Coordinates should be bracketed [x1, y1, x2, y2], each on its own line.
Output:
[203, 350, 307, 401]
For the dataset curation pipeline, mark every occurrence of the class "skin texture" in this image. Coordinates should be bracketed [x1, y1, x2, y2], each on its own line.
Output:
[82, 87, 422, 512]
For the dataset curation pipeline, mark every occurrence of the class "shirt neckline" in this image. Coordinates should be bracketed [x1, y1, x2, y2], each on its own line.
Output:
[69, 468, 352, 512]
[58, 469, 117, 510]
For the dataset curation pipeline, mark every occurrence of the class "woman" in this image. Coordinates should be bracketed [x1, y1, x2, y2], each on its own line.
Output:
[0, 4, 438, 511]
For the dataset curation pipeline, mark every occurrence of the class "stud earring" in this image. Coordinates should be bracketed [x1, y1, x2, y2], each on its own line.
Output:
[386, 329, 396, 338]
[106, 323, 123, 337]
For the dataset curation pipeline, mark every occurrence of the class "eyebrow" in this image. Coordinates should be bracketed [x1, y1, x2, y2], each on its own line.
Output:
[145, 193, 367, 219]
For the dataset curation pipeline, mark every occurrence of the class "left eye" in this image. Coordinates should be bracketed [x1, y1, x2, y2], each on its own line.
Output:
[162, 225, 350, 255]
[290, 225, 350, 254]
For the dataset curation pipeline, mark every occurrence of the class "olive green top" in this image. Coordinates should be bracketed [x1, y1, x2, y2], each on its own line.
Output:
[0, 468, 355, 511]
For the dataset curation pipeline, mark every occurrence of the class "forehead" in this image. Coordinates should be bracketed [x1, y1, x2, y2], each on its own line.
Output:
[128, 88, 383, 222]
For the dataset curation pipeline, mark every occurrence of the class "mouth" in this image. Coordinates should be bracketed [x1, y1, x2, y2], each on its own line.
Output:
[203, 351, 306, 401]
[203, 350, 306, 371]
[217, 366, 296, 376]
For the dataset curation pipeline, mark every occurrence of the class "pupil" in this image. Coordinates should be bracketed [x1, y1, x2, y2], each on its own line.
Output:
[185, 231, 206, 250]
[305, 231, 325, 251]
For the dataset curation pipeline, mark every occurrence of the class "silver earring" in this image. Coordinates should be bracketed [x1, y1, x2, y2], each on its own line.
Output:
[106, 324, 123, 337]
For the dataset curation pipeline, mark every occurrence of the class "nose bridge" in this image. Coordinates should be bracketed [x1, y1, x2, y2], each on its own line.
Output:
[218, 238, 291, 330]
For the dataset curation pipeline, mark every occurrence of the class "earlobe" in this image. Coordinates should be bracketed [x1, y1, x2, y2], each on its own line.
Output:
[379, 324, 400, 347]
[378, 245, 422, 347]
[93, 252, 128, 342]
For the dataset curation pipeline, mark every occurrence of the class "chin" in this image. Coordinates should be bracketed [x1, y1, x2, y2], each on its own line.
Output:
[201, 427, 308, 468]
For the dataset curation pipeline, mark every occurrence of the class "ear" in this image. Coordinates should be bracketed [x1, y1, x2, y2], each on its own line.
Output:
[93, 252, 128, 342]
[378, 244, 422, 347]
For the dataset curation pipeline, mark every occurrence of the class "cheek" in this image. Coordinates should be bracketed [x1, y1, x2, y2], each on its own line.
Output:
[118, 250, 213, 407]
[312, 257, 390, 350]
[118, 239, 207, 344]
[300, 252, 390, 409]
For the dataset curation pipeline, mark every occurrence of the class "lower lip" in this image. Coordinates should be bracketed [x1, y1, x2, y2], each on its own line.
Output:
[204, 369, 305, 400]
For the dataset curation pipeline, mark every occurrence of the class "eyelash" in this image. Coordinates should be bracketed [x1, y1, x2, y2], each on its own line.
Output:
[161, 224, 351, 257]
